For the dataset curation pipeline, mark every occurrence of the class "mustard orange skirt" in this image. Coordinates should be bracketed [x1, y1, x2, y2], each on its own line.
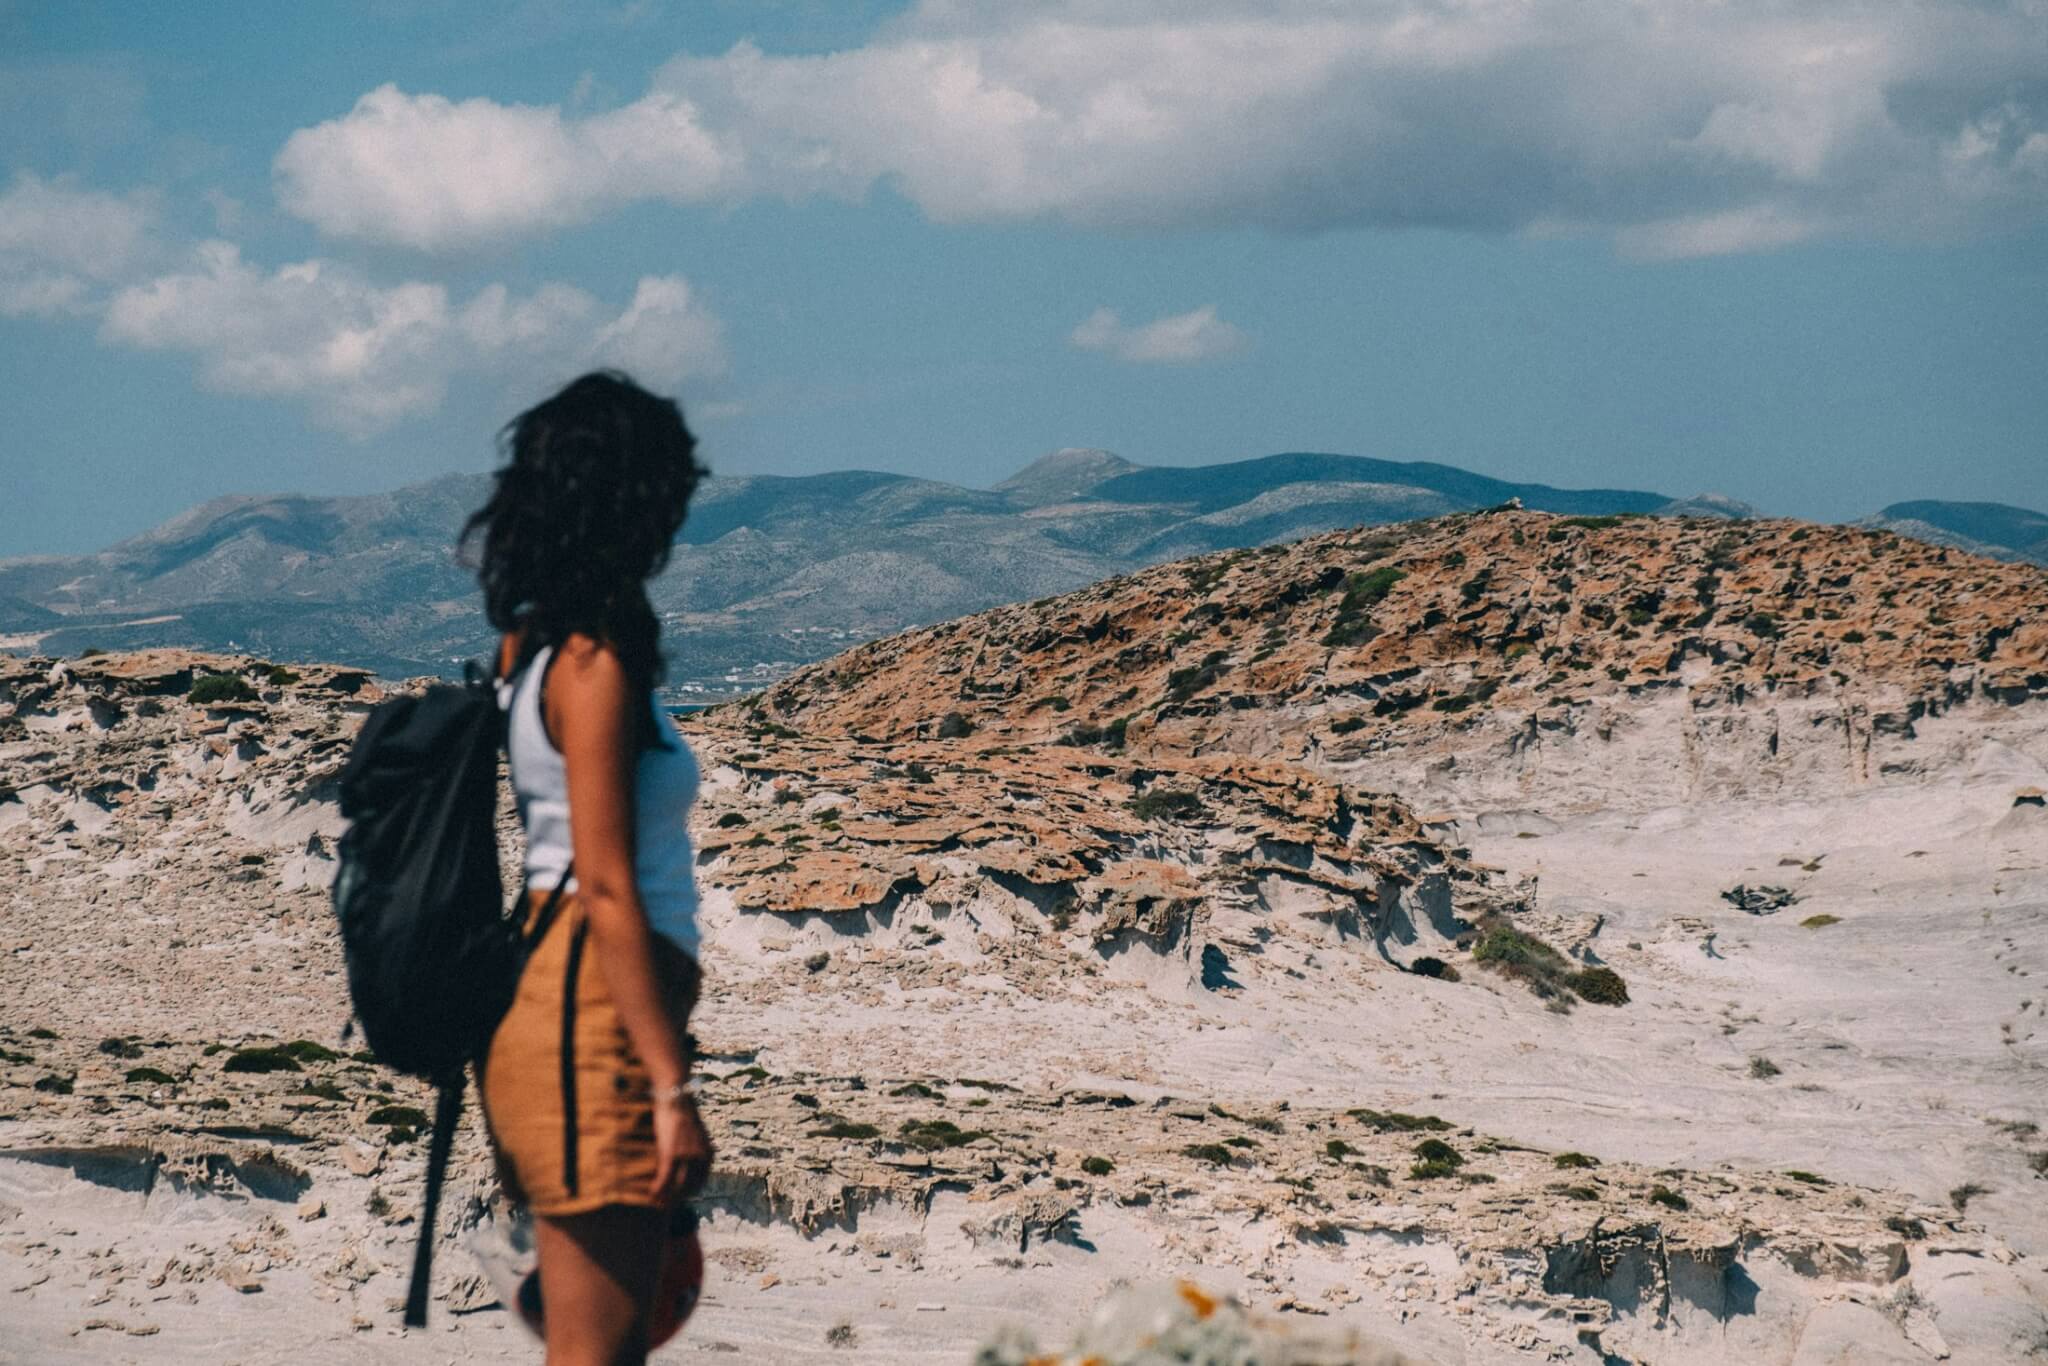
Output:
[480, 891, 700, 1217]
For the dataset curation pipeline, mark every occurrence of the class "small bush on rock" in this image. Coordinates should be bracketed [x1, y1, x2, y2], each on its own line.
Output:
[1568, 967, 1629, 1005]
[189, 673, 257, 705]
[1347, 1108, 1451, 1134]
[1648, 1185, 1689, 1211]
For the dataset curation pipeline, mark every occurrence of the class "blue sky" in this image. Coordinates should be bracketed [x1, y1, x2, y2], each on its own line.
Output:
[2, 0, 2045, 556]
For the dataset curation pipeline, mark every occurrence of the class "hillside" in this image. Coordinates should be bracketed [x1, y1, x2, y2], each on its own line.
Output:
[739, 510, 2048, 809]
[1864, 499, 2048, 565]
[0, 451, 1689, 685]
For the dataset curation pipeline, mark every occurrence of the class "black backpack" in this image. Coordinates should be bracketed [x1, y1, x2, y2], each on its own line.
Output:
[332, 664, 568, 1326]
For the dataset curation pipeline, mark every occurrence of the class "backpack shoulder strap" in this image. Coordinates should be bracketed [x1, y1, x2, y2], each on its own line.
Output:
[402, 1077, 467, 1328]
[524, 862, 575, 948]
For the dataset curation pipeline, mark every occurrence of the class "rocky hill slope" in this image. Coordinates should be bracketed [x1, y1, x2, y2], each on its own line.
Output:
[3, 513, 2046, 1362]
[742, 509, 2048, 811]
[0, 449, 1709, 686]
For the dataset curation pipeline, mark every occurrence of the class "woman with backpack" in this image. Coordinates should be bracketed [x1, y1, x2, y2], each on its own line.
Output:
[462, 371, 712, 1365]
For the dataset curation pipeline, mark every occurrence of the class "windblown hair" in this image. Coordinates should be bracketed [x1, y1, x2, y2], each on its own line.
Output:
[460, 371, 704, 707]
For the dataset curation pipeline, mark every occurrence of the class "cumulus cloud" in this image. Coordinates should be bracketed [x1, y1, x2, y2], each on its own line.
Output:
[0, 172, 155, 317]
[273, 83, 735, 250]
[1070, 305, 1245, 363]
[273, 1, 2048, 256]
[101, 241, 726, 435]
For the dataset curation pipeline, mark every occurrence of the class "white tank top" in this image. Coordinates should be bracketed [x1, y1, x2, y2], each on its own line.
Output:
[498, 645, 701, 956]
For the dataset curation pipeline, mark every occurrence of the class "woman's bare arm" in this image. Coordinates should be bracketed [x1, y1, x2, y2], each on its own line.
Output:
[549, 634, 706, 1197]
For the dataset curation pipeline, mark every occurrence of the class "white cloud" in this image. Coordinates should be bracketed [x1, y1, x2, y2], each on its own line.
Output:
[1070, 305, 1245, 364]
[0, 172, 155, 317]
[101, 241, 726, 435]
[273, 1, 2048, 256]
[587, 275, 728, 391]
[273, 82, 735, 250]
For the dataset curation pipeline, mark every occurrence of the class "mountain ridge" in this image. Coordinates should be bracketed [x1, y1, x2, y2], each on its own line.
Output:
[1, 446, 2039, 685]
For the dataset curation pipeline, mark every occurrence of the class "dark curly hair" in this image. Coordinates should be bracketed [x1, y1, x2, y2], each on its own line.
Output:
[460, 371, 704, 713]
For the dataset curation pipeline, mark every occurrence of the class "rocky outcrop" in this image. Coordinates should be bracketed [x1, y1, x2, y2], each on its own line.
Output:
[739, 511, 2048, 811]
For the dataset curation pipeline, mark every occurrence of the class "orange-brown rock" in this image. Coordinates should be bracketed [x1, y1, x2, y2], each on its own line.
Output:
[719, 512, 2048, 769]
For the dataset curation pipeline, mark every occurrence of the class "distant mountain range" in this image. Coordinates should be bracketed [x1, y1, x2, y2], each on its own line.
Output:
[0, 447, 2039, 687]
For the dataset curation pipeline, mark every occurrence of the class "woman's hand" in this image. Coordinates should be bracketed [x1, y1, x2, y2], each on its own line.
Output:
[652, 1091, 713, 1203]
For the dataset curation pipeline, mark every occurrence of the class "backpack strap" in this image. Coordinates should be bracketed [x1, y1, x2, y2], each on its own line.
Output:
[559, 914, 592, 1197]
[524, 862, 575, 948]
[402, 1076, 467, 1328]
[399, 864, 575, 1330]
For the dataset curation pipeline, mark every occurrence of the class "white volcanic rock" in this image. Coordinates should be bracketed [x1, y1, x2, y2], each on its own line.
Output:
[4, 509, 2048, 1363]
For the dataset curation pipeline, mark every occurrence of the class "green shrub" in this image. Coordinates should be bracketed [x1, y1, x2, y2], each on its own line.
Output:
[1748, 1056, 1781, 1079]
[1081, 1156, 1115, 1176]
[1553, 1151, 1599, 1170]
[367, 1104, 429, 1128]
[1330, 715, 1367, 734]
[223, 1047, 301, 1074]
[98, 1037, 143, 1058]
[936, 711, 975, 739]
[1552, 1183, 1600, 1201]
[1885, 1215, 1927, 1239]
[1799, 914, 1841, 929]
[1558, 515, 1623, 531]
[1409, 956, 1460, 982]
[33, 1073, 73, 1094]
[1323, 566, 1405, 646]
[889, 1082, 940, 1099]
[264, 665, 301, 686]
[281, 1039, 341, 1062]
[1648, 1184, 1689, 1211]
[899, 1119, 988, 1151]
[716, 811, 746, 828]
[1130, 788, 1205, 822]
[820, 1121, 880, 1140]
[1410, 1158, 1460, 1179]
[189, 673, 258, 705]
[1183, 1143, 1235, 1166]
[124, 1066, 176, 1085]
[1325, 1140, 1354, 1159]
[1165, 650, 1231, 704]
[1568, 967, 1629, 1005]
[1473, 923, 1564, 972]
[1413, 1138, 1463, 1168]
[1347, 1108, 1450, 1133]
[1784, 1170, 1829, 1185]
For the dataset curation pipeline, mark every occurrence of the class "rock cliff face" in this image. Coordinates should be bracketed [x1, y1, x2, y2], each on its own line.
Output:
[3, 511, 2046, 1363]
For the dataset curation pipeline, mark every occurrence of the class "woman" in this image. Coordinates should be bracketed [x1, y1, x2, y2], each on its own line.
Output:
[461, 371, 712, 1365]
